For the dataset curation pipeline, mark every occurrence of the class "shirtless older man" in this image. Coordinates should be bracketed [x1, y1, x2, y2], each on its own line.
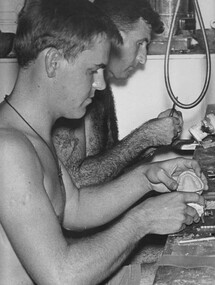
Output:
[0, 0, 206, 284]
[53, 0, 183, 188]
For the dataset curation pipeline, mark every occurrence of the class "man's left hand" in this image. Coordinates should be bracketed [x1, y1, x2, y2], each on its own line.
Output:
[142, 157, 208, 193]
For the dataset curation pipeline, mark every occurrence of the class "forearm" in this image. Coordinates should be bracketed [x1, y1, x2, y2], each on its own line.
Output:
[64, 212, 147, 285]
[64, 165, 151, 230]
[70, 122, 158, 188]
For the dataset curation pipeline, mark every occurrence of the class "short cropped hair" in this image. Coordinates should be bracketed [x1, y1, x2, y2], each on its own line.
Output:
[94, 0, 163, 33]
[14, 0, 122, 68]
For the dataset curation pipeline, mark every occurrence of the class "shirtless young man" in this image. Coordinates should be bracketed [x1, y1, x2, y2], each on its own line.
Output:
[53, 0, 183, 188]
[0, 0, 207, 284]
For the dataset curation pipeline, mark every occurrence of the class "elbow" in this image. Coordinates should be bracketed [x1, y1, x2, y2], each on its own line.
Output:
[62, 216, 87, 232]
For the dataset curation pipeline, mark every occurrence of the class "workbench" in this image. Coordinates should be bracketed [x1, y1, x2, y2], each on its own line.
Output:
[153, 139, 215, 285]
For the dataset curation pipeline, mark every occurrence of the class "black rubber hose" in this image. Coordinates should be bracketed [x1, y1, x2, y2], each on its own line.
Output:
[164, 0, 211, 109]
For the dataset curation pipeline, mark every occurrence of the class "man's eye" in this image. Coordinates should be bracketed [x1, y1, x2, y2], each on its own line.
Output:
[138, 41, 147, 47]
[91, 68, 105, 75]
[90, 70, 98, 75]
[138, 41, 149, 51]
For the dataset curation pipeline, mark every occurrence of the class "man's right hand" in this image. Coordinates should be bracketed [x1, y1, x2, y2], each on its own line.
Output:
[144, 116, 182, 146]
[130, 191, 205, 236]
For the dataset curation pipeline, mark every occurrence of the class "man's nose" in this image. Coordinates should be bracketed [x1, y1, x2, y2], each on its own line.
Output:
[137, 44, 147, 65]
[92, 69, 106, 90]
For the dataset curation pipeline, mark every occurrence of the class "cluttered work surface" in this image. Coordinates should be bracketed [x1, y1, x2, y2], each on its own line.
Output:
[153, 138, 215, 285]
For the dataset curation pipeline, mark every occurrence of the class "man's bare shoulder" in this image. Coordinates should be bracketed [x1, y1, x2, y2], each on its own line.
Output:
[0, 128, 44, 211]
[0, 128, 42, 181]
[0, 128, 36, 154]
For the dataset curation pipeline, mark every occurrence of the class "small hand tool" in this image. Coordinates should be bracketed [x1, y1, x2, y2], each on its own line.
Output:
[178, 236, 215, 244]
[169, 103, 176, 117]
[169, 97, 178, 117]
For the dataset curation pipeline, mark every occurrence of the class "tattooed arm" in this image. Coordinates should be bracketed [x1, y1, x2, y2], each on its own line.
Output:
[53, 85, 183, 188]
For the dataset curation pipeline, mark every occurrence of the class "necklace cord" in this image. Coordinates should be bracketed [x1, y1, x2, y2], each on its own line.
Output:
[4, 95, 62, 179]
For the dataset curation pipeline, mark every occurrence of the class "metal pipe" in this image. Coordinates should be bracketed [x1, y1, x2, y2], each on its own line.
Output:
[164, 0, 211, 109]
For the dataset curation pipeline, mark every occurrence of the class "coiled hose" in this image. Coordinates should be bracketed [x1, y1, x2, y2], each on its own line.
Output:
[164, 0, 211, 109]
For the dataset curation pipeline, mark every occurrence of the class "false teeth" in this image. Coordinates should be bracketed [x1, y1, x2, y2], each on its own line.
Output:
[176, 170, 204, 194]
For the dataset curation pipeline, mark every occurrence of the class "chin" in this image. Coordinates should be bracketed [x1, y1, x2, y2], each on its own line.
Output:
[108, 71, 124, 80]
[117, 74, 130, 80]
[120, 69, 133, 80]
[67, 109, 87, 120]
[78, 109, 87, 119]
[123, 74, 130, 80]
[111, 72, 126, 80]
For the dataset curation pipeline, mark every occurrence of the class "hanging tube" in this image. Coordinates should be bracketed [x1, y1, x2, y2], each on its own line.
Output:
[164, 0, 211, 109]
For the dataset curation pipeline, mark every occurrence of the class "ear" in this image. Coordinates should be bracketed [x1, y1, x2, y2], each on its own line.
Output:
[110, 30, 125, 58]
[119, 30, 126, 41]
[45, 48, 62, 78]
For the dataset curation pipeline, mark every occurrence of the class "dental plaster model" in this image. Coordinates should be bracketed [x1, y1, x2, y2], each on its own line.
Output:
[177, 170, 204, 194]
[176, 170, 205, 216]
